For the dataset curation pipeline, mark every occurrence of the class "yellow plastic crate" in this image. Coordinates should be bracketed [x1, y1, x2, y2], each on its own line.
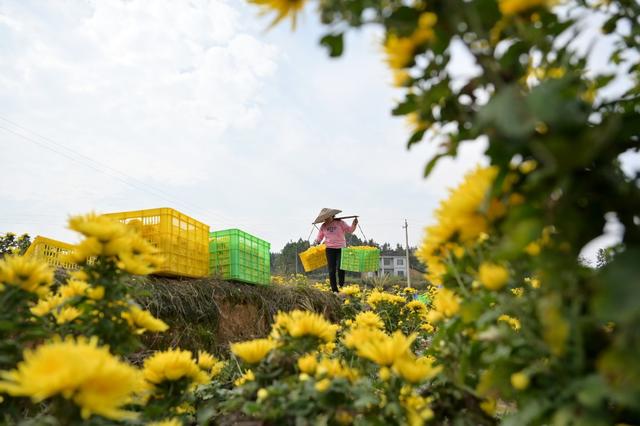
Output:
[103, 208, 210, 278]
[24, 236, 78, 270]
[299, 244, 327, 272]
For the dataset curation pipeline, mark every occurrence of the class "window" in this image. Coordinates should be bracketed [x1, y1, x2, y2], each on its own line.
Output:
[383, 269, 394, 275]
[383, 258, 393, 266]
[397, 270, 405, 277]
[396, 258, 404, 266]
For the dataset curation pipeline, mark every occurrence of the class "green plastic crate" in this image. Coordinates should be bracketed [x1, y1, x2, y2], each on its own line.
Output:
[209, 229, 270, 285]
[340, 247, 381, 272]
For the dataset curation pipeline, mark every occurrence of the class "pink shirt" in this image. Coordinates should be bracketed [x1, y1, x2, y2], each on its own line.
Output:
[315, 219, 356, 248]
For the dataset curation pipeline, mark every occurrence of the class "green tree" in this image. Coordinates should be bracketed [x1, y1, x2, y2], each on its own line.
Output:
[275, 239, 311, 275]
[0, 233, 31, 258]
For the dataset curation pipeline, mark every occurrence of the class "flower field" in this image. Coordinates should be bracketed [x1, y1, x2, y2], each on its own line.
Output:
[2, 156, 638, 424]
[1, 0, 639, 423]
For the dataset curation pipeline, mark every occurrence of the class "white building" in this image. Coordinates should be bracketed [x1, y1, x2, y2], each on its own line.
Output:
[379, 255, 407, 277]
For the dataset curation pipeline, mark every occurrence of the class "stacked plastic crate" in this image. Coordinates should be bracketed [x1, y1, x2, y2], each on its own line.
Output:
[209, 229, 270, 285]
[103, 208, 210, 278]
[340, 246, 381, 272]
[298, 244, 327, 272]
[24, 236, 78, 270]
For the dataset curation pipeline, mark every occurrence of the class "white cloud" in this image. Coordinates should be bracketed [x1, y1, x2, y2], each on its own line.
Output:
[0, 0, 489, 251]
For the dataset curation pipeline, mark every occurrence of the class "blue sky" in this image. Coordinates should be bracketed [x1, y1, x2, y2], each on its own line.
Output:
[0, 0, 634, 260]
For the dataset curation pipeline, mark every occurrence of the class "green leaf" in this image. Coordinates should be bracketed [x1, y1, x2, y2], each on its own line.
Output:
[602, 15, 618, 34]
[502, 399, 552, 426]
[496, 216, 543, 259]
[392, 95, 417, 116]
[353, 392, 378, 409]
[476, 85, 536, 138]
[592, 248, 640, 324]
[526, 77, 587, 129]
[407, 129, 426, 149]
[594, 74, 615, 89]
[320, 33, 344, 58]
[384, 6, 420, 37]
[0, 320, 17, 331]
[423, 152, 448, 177]
[576, 375, 608, 408]
[498, 41, 528, 76]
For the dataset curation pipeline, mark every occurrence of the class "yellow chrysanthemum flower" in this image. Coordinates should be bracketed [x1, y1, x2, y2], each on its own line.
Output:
[420, 322, 435, 333]
[510, 371, 530, 390]
[148, 418, 183, 426]
[315, 378, 331, 392]
[143, 349, 207, 386]
[432, 288, 461, 319]
[519, 159, 538, 174]
[67, 213, 162, 273]
[315, 357, 359, 382]
[366, 290, 406, 308]
[342, 327, 388, 350]
[384, 34, 416, 70]
[319, 341, 336, 355]
[354, 331, 416, 367]
[353, 311, 384, 330]
[402, 392, 434, 426]
[59, 279, 89, 298]
[195, 351, 225, 378]
[404, 300, 428, 315]
[525, 276, 541, 288]
[54, 306, 82, 324]
[0, 336, 143, 420]
[197, 350, 218, 370]
[393, 356, 442, 384]
[499, 0, 553, 16]
[234, 369, 255, 386]
[383, 12, 437, 70]
[480, 398, 497, 415]
[248, 0, 306, 29]
[86, 286, 105, 300]
[335, 410, 354, 425]
[30, 293, 65, 316]
[498, 314, 521, 331]
[69, 270, 89, 281]
[379, 366, 391, 381]
[68, 213, 127, 243]
[339, 284, 361, 296]
[525, 241, 541, 256]
[392, 69, 411, 87]
[66, 237, 102, 263]
[121, 306, 169, 334]
[257, 388, 269, 401]
[417, 166, 500, 284]
[209, 361, 225, 379]
[478, 263, 510, 291]
[297, 354, 317, 374]
[0, 254, 53, 296]
[231, 338, 278, 364]
[273, 310, 338, 343]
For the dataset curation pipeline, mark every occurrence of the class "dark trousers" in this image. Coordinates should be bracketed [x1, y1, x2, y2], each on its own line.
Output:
[326, 248, 345, 293]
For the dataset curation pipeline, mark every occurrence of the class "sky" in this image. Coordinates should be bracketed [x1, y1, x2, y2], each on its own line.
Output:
[0, 0, 635, 261]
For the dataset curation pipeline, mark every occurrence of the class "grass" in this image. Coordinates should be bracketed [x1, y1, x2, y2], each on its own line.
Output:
[131, 276, 343, 356]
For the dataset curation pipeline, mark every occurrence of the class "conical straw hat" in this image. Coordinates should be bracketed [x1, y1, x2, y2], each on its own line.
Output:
[313, 208, 342, 224]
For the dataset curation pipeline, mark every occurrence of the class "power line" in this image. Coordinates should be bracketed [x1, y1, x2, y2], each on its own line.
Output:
[0, 117, 243, 229]
[0, 116, 237, 226]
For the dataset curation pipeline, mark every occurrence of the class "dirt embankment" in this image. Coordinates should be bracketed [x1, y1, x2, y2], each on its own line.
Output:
[134, 277, 342, 356]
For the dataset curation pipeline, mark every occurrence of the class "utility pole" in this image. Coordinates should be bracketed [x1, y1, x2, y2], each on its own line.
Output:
[403, 219, 411, 288]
